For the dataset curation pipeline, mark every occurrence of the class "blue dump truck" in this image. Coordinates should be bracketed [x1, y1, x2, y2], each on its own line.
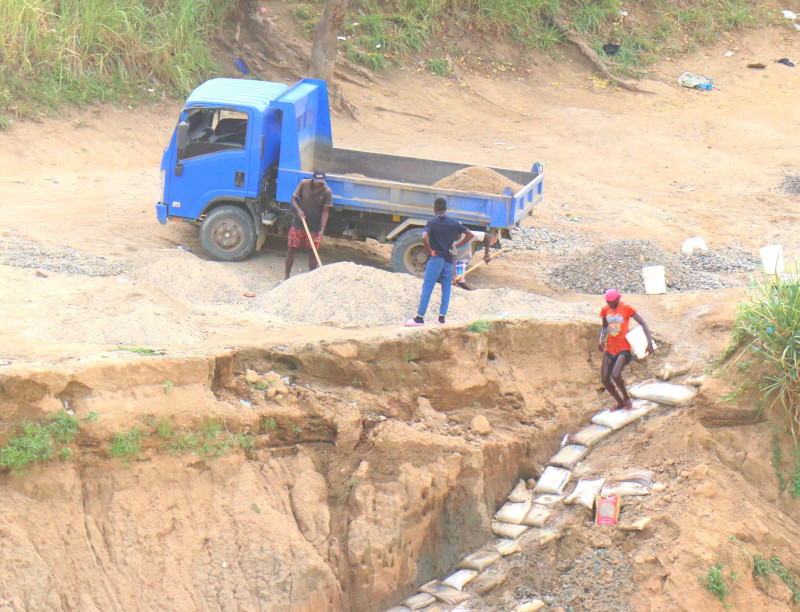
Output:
[156, 77, 543, 275]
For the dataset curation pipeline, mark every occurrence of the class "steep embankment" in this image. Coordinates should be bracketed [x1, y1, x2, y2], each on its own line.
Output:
[1, 319, 617, 611]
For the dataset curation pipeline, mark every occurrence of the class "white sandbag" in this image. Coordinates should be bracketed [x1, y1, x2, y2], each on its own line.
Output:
[629, 381, 697, 406]
[521, 504, 552, 527]
[491, 520, 528, 539]
[442, 569, 479, 591]
[457, 550, 501, 572]
[564, 478, 606, 509]
[495, 499, 532, 524]
[547, 444, 589, 470]
[533, 466, 571, 495]
[507, 479, 532, 503]
[401, 592, 436, 610]
[591, 400, 656, 430]
[495, 538, 521, 555]
[601, 482, 650, 497]
[615, 469, 655, 487]
[419, 580, 471, 606]
[533, 494, 564, 506]
[570, 423, 612, 447]
[514, 601, 546, 612]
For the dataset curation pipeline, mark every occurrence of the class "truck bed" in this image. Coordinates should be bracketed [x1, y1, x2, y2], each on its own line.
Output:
[276, 148, 543, 229]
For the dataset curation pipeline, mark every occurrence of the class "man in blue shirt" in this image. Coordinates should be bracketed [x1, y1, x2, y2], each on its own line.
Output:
[406, 198, 474, 326]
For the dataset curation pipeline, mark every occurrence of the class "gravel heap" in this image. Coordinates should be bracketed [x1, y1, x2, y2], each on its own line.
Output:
[780, 174, 800, 196]
[509, 225, 589, 255]
[255, 261, 593, 327]
[433, 166, 521, 194]
[550, 239, 754, 294]
[0, 236, 125, 277]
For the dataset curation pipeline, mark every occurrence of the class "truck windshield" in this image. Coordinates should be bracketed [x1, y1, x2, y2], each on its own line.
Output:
[180, 108, 248, 160]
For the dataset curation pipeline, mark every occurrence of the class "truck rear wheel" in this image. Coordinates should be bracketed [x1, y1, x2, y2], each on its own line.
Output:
[391, 228, 429, 277]
[200, 205, 257, 262]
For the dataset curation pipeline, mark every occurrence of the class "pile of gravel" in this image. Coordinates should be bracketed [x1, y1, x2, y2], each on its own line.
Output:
[780, 174, 800, 196]
[550, 239, 752, 294]
[0, 236, 125, 277]
[254, 261, 593, 327]
[508, 226, 588, 255]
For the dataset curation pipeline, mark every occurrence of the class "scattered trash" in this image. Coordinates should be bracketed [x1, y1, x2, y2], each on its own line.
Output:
[235, 56, 250, 75]
[618, 10, 628, 16]
[602, 43, 621, 55]
[495, 500, 532, 524]
[221, 561, 228, 568]
[521, 504, 552, 527]
[442, 569, 479, 591]
[507, 479, 532, 503]
[565, 478, 606, 509]
[596, 495, 620, 526]
[776, 57, 796, 67]
[681, 236, 708, 253]
[724, 51, 734, 57]
[629, 381, 697, 406]
[176, 245, 190, 252]
[337, 35, 346, 41]
[457, 550, 501, 572]
[62, 400, 70, 409]
[782, 9, 797, 19]
[239, 399, 251, 407]
[760, 244, 785, 275]
[34, 270, 48, 278]
[0, 360, 10, 367]
[570, 423, 613, 447]
[615, 469, 655, 487]
[677, 72, 713, 90]
[243, 292, 256, 298]
[533, 466, 571, 495]
[547, 444, 588, 470]
[566, 212, 581, 222]
[747, 63, 767, 69]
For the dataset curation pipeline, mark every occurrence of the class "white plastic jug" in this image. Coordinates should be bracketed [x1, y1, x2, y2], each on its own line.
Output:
[760, 245, 785, 275]
[626, 325, 657, 359]
[641, 265, 666, 294]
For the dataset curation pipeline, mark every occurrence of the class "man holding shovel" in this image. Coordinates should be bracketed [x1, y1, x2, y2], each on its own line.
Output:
[452, 230, 497, 290]
[285, 169, 331, 279]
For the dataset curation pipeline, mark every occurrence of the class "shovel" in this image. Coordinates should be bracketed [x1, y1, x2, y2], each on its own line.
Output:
[455, 248, 508, 282]
[301, 215, 323, 268]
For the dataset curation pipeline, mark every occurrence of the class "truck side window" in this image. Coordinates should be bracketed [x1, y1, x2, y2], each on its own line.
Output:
[181, 109, 248, 160]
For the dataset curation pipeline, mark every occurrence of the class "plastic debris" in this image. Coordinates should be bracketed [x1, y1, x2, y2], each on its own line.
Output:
[724, 50, 734, 57]
[776, 58, 796, 67]
[565, 478, 606, 509]
[235, 57, 250, 75]
[782, 9, 797, 19]
[747, 63, 767, 69]
[677, 72, 713, 90]
[681, 236, 708, 253]
[239, 399, 251, 407]
[596, 495, 620, 526]
[602, 43, 621, 55]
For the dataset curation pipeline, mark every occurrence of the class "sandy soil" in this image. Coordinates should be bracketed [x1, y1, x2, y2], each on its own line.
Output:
[1, 29, 798, 367]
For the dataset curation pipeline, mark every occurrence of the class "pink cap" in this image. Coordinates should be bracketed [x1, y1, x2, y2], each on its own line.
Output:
[605, 288, 621, 301]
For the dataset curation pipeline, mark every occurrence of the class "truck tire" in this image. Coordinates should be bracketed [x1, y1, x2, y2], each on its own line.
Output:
[391, 228, 429, 277]
[200, 205, 257, 262]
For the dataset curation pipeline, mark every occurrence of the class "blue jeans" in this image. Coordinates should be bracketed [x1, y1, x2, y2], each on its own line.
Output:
[416, 256, 453, 318]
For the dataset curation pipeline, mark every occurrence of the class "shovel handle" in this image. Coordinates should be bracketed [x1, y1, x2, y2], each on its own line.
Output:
[301, 215, 323, 268]
[455, 248, 508, 282]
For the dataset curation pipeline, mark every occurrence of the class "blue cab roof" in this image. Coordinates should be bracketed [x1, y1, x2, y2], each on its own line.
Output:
[185, 78, 289, 112]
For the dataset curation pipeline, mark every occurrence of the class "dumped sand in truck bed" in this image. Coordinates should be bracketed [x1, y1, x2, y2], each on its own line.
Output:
[433, 166, 522, 195]
[255, 262, 592, 327]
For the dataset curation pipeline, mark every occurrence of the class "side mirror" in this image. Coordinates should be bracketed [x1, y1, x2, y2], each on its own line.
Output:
[176, 121, 189, 155]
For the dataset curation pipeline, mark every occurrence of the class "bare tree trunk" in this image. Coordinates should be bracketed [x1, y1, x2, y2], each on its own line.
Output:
[310, 0, 358, 119]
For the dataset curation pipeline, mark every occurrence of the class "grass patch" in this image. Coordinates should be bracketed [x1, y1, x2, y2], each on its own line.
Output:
[340, 476, 360, 502]
[114, 346, 160, 356]
[702, 562, 736, 608]
[110, 428, 143, 461]
[0, 0, 237, 120]
[468, 319, 491, 334]
[753, 554, 800, 603]
[0, 412, 80, 474]
[729, 272, 800, 439]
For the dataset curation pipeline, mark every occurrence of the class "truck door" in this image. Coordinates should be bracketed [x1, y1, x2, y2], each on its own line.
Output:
[169, 107, 253, 219]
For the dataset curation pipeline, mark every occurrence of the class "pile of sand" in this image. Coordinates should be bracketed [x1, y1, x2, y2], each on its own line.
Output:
[255, 262, 592, 327]
[433, 166, 521, 195]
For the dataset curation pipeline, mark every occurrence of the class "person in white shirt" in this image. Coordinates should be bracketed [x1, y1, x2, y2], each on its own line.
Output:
[451, 230, 497, 291]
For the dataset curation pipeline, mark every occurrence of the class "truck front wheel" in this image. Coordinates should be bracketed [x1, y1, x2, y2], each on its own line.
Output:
[391, 228, 429, 277]
[200, 205, 257, 262]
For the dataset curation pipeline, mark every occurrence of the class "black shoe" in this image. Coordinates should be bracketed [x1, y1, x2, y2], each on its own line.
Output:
[437, 315, 446, 325]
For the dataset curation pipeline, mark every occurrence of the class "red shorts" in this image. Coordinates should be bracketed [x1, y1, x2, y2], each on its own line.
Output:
[287, 226, 321, 250]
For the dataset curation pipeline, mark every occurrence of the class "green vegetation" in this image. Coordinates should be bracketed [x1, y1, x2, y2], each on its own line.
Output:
[114, 346, 160, 356]
[82, 411, 98, 423]
[468, 319, 491, 334]
[163, 381, 174, 394]
[0, 412, 79, 474]
[340, 476, 360, 501]
[263, 417, 278, 432]
[0, 0, 237, 121]
[251, 502, 261, 513]
[726, 272, 800, 440]
[753, 554, 800, 603]
[770, 431, 800, 498]
[110, 428, 143, 461]
[702, 562, 736, 608]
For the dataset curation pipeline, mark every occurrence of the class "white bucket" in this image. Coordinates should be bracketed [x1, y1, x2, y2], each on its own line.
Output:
[760, 245, 785, 275]
[641, 265, 666, 294]
[626, 325, 657, 359]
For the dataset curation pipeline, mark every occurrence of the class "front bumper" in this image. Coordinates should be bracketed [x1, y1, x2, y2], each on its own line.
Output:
[156, 203, 168, 225]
